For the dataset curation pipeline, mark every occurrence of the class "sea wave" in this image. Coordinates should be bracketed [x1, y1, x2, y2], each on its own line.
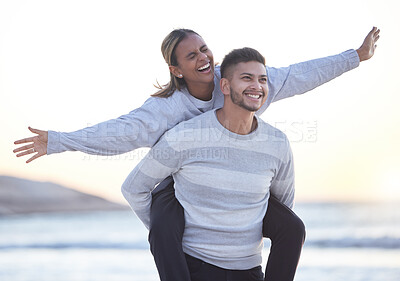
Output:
[306, 236, 400, 249]
[0, 241, 150, 250]
[2, 237, 400, 250]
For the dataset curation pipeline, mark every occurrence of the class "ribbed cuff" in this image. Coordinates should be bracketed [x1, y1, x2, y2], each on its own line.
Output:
[344, 49, 360, 69]
[47, 130, 61, 155]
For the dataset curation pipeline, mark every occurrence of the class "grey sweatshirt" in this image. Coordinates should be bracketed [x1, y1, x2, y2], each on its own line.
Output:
[47, 50, 359, 155]
[122, 109, 294, 270]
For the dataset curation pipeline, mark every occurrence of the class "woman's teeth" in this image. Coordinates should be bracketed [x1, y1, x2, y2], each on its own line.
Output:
[198, 63, 210, 71]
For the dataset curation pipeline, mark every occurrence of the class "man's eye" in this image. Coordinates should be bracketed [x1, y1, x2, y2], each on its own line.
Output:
[260, 78, 267, 83]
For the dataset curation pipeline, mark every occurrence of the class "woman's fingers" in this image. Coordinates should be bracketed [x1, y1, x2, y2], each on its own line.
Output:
[13, 143, 34, 153]
[16, 148, 36, 158]
[14, 136, 36, 145]
[28, 126, 45, 134]
[26, 153, 42, 163]
[357, 27, 381, 62]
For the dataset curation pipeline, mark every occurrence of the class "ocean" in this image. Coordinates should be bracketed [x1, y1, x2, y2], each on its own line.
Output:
[1, 202, 399, 281]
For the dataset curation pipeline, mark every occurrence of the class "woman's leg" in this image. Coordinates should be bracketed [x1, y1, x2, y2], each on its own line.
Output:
[148, 179, 305, 281]
[263, 196, 306, 281]
[148, 176, 191, 281]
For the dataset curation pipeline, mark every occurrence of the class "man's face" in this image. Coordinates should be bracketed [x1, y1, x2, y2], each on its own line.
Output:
[228, 61, 268, 112]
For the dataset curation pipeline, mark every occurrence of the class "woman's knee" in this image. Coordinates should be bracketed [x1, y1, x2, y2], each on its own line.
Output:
[264, 198, 306, 242]
[287, 214, 306, 243]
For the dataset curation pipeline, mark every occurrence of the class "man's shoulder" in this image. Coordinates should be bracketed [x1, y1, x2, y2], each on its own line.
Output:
[256, 119, 291, 155]
[257, 119, 288, 140]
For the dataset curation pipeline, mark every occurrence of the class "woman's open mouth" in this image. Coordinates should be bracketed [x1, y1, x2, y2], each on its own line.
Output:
[197, 62, 211, 73]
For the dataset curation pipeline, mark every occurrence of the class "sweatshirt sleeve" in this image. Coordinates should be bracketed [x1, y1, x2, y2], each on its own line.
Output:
[121, 135, 181, 229]
[47, 97, 181, 155]
[269, 138, 295, 209]
[257, 49, 360, 115]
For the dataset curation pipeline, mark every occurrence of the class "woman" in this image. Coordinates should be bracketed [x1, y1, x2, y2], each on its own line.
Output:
[14, 28, 380, 281]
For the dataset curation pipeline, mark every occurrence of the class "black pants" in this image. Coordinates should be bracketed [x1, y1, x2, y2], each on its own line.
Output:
[149, 176, 306, 281]
[185, 254, 264, 281]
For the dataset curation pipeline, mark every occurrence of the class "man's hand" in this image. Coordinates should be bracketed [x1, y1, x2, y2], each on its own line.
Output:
[357, 27, 380, 62]
[13, 127, 48, 163]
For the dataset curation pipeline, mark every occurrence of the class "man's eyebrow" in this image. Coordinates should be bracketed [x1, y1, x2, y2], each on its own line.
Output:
[240, 73, 268, 79]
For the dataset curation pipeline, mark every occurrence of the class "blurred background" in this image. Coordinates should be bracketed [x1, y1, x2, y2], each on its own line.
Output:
[1, 0, 399, 280]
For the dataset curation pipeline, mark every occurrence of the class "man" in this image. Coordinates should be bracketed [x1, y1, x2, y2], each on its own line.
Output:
[122, 47, 296, 281]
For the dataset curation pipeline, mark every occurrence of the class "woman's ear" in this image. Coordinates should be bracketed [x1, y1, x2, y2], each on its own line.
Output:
[220, 78, 230, 96]
[169, 65, 183, 78]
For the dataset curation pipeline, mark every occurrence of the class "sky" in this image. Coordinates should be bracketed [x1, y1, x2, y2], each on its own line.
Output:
[1, 0, 399, 204]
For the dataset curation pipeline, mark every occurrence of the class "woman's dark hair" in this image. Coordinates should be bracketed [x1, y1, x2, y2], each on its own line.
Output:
[152, 29, 200, 98]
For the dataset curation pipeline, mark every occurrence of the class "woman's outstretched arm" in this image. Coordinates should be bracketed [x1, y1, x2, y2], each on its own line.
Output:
[257, 27, 380, 115]
[13, 97, 183, 162]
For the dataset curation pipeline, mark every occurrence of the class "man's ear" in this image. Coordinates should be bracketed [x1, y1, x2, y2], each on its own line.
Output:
[220, 78, 230, 96]
[169, 65, 183, 78]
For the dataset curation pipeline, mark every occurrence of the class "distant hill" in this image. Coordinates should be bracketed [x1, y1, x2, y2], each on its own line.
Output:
[0, 175, 129, 215]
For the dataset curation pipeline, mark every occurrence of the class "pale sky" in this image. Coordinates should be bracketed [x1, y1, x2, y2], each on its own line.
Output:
[1, 0, 399, 203]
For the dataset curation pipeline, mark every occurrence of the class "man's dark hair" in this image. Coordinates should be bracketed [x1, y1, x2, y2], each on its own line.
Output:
[220, 47, 266, 79]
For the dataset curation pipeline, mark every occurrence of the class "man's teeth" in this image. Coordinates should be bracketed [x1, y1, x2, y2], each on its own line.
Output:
[198, 63, 210, 71]
[246, 94, 261, 99]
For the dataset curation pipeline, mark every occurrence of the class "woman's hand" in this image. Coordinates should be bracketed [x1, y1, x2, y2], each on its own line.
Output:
[13, 127, 48, 163]
[356, 27, 380, 62]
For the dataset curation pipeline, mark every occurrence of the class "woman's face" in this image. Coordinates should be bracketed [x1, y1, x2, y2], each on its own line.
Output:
[171, 34, 215, 88]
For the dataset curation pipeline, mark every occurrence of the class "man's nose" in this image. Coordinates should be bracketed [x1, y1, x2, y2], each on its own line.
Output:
[250, 81, 263, 90]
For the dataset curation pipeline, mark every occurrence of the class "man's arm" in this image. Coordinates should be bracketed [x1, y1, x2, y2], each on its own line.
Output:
[257, 27, 380, 115]
[269, 138, 295, 209]
[121, 135, 181, 229]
